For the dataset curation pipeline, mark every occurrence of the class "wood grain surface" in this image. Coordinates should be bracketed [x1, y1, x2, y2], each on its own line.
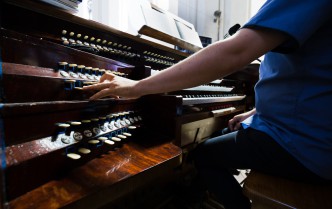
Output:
[8, 141, 182, 209]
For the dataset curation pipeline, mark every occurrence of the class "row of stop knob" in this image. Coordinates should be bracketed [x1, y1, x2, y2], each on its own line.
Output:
[66, 127, 135, 160]
[61, 29, 175, 61]
[61, 30, 140, 59]
[58, 61, 127, 81]
[61, 30, 176, 66]
[54, 111, 141, 143]
[54, 112, 141, 160]
[61, 29, 132, 50]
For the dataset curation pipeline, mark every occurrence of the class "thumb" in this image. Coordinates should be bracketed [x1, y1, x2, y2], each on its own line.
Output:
[100, 72, 115, 83]
[233, 122, 242, 131]
[228, 118, 235, 130]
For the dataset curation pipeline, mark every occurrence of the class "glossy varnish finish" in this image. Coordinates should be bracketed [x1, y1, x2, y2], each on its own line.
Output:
[2, 98, 143, 200]
[8, 141, 182, 209]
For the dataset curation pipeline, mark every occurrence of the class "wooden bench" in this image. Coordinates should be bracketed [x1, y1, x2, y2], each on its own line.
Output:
[243, 171, 332, 209]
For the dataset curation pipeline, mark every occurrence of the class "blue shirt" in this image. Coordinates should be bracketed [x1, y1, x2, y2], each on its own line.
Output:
[243, 0, 332, 180]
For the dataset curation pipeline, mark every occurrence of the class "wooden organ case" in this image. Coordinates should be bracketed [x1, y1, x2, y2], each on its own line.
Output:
[0, 1, 258, 208]
[0, 0, 187, 208]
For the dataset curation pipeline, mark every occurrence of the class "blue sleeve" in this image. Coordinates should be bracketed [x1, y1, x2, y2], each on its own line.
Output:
[243, 0, 332, 52]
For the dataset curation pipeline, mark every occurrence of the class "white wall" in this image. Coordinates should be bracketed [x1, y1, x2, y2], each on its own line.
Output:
[178, 0, 221, 42]
[76, 0, 89, 19]
[178, 0, 253, 43]
[76, 0, 265, 43]
[83, 0, 178, 36]
[90, 0, 130, 32]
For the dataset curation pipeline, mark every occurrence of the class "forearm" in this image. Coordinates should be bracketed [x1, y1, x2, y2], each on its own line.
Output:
[137, 28, 287, 96]
[138, 41, 245, 95]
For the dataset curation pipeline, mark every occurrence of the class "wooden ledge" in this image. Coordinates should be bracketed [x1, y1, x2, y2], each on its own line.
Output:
[8, 141, 182, 209]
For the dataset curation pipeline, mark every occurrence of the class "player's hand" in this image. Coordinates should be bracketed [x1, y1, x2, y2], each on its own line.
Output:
[82, 72, 141, 100]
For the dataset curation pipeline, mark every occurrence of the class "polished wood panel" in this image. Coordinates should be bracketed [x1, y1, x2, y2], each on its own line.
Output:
[8, 141, 182, 209]
[0, 1, 188, 208]
[243, 171, 332, 209]
[2, 97, 143, 200]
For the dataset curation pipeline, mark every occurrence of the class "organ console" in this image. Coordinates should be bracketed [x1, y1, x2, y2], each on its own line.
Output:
[0, 0, 258, 208]
[143, 73, 257, 150]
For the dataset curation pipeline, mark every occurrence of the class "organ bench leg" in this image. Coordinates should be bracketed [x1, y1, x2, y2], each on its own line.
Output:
[242, 171, 332, 209]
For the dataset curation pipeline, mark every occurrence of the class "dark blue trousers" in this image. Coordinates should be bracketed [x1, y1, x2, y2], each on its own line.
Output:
[194, 128, 329, 209]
